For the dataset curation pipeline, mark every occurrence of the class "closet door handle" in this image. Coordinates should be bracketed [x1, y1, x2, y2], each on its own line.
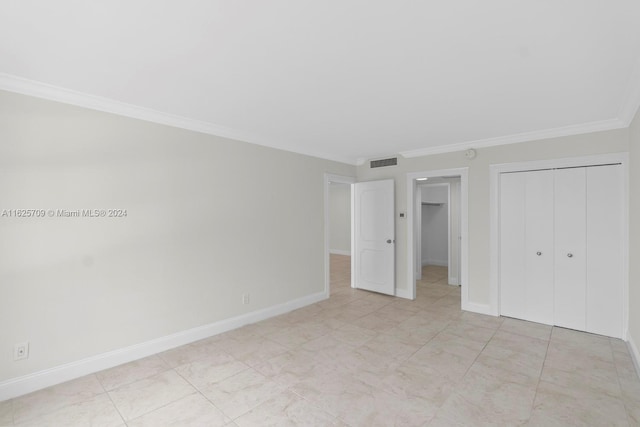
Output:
[536, 251, 542, 256]
[567, 253, 573, 258]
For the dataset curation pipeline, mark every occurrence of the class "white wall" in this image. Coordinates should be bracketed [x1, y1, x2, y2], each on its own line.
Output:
[329, 183, 351, 255]
[448, 179, 461, 285]
[357, 128, 629, 310]
[629, 106, 640, 359]
[421, 185, 448, 266]
[0, 90, 355, 385]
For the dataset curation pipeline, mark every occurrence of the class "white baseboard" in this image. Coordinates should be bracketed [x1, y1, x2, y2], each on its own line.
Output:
[462, 301, 497, 317]
[448, 276, 459, 286]
[330, 249, 350, 256]
[627, 335, 640, 380]
[0, 291, 327, 401]
[395, 288, 412, 300]
[422, 259, 448, 267]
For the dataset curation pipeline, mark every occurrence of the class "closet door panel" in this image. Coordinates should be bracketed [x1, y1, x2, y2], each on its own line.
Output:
[554, 168, 586, 331]
[499, 172, 527, 319]
[586, 165, 624, 338]
[524, 170, 555, 324]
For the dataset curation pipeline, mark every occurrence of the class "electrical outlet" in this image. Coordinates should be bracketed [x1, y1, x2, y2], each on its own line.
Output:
[242, 293, 250, 305]
[14, 342, 29, 361]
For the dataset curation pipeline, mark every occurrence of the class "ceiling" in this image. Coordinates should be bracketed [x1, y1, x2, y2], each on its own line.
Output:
[1, 1, 640, 165]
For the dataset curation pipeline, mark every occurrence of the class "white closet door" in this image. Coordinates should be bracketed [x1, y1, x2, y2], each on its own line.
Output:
[586, 165, 624, 338]
[500, 172, 526, 319]
[500, 170, 554, 324]
[554, 168, 587, 331]
[524, 170, 555, 324]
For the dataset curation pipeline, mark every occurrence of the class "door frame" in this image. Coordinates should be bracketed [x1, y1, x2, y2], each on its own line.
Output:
[490, 152, 629, 334]
[324, 173, 356, 298]
[406, 168, 469, 303]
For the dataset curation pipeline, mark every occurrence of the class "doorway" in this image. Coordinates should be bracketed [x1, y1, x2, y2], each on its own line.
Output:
[406, 168, 469, 306]
[417, 181, 462, 288]
[324, 174, 355, 297]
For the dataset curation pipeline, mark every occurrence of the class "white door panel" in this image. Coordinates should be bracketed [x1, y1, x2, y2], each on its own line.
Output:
[524, 170, 555, 324]
[499, 172, 527, 319]
[554, 168, 586, 331]
[354, 180, 395, 295]
[586, 165, 624, 338]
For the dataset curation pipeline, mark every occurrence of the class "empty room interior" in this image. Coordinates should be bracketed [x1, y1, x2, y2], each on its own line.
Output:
[2, 2, 640, 426]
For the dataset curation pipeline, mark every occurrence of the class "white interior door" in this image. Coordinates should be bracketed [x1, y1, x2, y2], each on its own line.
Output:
[500, 170, 554, 324]
[354, 179, 395, 295]
[524, 170, 555, 324]
[554, 167, 587, 331]
[586, 164, 624, 337]
[499, 172, 527, 319]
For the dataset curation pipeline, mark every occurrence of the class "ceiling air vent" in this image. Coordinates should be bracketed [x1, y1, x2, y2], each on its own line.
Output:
[370, 157, 397, 168]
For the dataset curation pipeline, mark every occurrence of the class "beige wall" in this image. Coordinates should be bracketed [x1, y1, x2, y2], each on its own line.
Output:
[629, 107, 640, 350]
[329, 183, 351, 254]
[357, 129, 629, 306]
[0, 90, 354, 382]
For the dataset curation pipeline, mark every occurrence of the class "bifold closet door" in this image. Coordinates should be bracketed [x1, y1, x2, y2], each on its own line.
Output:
[553, 168, 587, 331]
[500, 170, 554, 324]
[586, 165, 624, 337]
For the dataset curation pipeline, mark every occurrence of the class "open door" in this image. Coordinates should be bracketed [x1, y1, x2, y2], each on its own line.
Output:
[354, 179, 395, 295]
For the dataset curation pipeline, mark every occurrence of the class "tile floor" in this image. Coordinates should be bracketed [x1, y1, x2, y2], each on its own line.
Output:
[2, 254, 639, 426]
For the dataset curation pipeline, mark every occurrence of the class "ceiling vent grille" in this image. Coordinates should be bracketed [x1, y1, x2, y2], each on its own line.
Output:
[370, 157, 397, 168]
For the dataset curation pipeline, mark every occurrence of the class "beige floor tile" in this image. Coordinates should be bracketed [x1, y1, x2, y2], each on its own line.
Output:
[264, 324, 319, 349]
[96, 355, 170, 391]
[234, 390, 343, 427]
[448, 367, 536, 424]
[383, 323, 443, 347]
[127, 393, 229, 427]
[174, 353, 249, 391]
[14, 394, 123, 427]
[327, 324, 377, 347]
[358, 333, 422, 362]
[421, 331, 487, 357]
[499, 317, 552, 341]
[457, 311, 504, 330]
[217, 335, 288, 367]
[200, 368, 285, 419]
[253, 349, 336, 387]
[12, 375, 105, 424]
[361, 363, 456, 409]
[470, 353, 542, 387]
[6, 255, 635, 426]
[404, 347, 476, 381]
[540, 364, 621, 399]
[529, 380, 629, 426]
[442, 320, 497, 344]
[550, 327, 614, 362]
[158, 338, 227, 368]
[545, 342, 618, 375]
[429, 390, 527, 427]
[107, 370, 196, 421]
[292, 372, 434, 426]
[482, 329, 549, 361]
[0, 400, 12, 426]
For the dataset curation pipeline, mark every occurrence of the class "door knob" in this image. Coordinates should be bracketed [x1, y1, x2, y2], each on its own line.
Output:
[567, 253, 573, 258]
[386, 239, 392, 244]
[536, 251, 542, 256]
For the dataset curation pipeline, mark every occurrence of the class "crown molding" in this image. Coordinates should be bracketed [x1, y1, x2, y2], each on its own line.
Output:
[1, 72, 633, 166]
[399, 117, 628, 159]
[0, 73, 358, 166]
